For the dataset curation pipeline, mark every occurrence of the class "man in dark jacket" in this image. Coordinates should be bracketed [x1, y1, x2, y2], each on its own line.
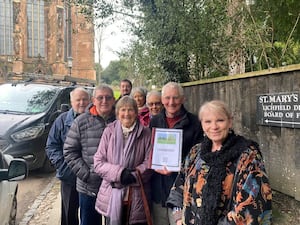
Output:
[149, 82, 203, 225]
[46, 87, 90, 225]
[63, 84, 116, 225]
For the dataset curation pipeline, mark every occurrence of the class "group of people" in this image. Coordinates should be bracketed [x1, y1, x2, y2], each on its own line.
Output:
[46, 79, 272, 225]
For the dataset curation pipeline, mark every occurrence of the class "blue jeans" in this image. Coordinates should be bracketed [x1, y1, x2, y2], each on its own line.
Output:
[79, 192, 101, 225]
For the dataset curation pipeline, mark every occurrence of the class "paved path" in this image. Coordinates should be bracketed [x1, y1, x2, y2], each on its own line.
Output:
[19, 177, 61, 225]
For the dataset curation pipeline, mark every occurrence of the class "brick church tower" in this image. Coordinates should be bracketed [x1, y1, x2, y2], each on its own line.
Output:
[0, 0, 95, 81]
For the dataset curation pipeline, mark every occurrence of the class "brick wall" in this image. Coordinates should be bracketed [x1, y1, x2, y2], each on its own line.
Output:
[1, 0, 95, 81]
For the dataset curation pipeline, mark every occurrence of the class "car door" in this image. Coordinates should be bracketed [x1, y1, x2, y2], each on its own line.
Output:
[0, 153, 18, 225]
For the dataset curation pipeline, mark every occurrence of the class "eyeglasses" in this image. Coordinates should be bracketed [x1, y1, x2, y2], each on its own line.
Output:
[95, 95, 113, 101]
[147, 102, 162, 107]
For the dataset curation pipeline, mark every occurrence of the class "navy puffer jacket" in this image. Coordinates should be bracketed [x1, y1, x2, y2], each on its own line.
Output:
[46, 109, 76, 185]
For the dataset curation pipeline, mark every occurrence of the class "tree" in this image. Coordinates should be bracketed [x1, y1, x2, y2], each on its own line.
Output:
[100, 58, 139, 85]
[73, 0, 300, 85]
[121, 40, 167, 87]
[245, 0, 300, 69]
[94, 63, 102, 84]
[129, 0, 230, 80]
[101, 60, 121, 84]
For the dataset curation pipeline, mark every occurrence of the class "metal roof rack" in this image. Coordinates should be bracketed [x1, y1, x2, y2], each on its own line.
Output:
[1, 72, 96, 87]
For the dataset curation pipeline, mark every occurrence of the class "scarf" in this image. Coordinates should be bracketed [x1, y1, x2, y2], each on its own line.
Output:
[108, 120, 140, 225]
[198, 131, 257, 225]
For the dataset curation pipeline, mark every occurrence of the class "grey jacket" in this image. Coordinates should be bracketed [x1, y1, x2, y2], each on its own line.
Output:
[63, 105, 116, 196]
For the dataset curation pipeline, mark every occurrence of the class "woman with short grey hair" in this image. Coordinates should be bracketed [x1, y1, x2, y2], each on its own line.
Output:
[131, 87, 150, 127]
[94, 95, 153, 225]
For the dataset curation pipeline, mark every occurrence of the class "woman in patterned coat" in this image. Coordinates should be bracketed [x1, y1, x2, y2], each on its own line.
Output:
[167, 100, 272, 225]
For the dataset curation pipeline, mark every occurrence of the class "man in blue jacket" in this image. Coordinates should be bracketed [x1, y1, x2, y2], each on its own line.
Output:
[46, 87, 90, 225]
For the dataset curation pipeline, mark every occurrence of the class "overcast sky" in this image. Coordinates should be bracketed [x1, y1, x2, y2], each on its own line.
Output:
[95, 21, 132, 69]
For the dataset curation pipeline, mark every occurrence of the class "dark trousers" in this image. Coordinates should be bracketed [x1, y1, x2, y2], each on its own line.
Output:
[61, 181, 79, 225]
[105, 204, 147, 225]
[79, 192, 101, 225]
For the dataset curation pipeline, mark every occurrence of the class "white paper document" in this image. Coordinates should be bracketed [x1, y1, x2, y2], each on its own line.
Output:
[150, 128, 183, 172]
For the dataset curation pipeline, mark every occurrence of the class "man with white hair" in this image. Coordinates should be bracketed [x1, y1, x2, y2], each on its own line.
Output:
[46, 87, 90, 225]
[149, 82, 203, 225]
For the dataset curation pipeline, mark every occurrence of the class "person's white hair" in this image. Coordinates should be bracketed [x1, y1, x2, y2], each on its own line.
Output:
[130, 87, 147, 98]
[70, 87, 90, 100]
[161, 82, 184, 97]
[146, 90, 161, 102]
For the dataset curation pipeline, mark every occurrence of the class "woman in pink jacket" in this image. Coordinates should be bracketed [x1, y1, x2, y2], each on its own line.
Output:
[131, 87, 150, 127]
[94, 96, 153, 225]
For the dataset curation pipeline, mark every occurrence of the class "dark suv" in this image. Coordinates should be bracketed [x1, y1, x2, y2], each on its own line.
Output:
[0, 77, 94, 171]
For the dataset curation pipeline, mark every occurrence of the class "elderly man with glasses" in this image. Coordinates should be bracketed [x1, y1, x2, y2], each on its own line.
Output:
[64, 84, 116, 225]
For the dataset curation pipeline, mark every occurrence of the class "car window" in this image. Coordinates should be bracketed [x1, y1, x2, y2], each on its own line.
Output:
[0, 84, 60, 114]
[54, 88, 73, 110]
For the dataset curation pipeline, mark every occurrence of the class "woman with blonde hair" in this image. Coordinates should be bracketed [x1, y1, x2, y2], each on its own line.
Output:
[167, 100, 272, 225]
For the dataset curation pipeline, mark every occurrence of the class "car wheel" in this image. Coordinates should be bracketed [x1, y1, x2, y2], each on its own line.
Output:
[41, 158, 55, 173]
[9, 192, 17, 225]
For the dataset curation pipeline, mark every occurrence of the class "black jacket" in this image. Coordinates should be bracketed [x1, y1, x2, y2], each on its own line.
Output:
[149, 106, 203, 206]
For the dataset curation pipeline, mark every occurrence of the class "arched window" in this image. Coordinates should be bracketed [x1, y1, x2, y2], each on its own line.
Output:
[27, 0, 45, 57]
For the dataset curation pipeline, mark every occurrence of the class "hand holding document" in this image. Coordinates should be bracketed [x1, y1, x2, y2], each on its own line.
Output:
[155, 166, 173, 175]
[150, 128, 183, 172]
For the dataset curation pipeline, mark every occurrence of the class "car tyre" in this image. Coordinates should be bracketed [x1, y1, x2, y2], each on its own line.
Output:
[41, 158, 55, 173]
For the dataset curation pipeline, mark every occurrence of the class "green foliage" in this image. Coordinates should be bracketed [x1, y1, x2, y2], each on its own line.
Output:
[101, 60, 122, 84]
[113, 89, 121, 99]
[255, 0, 300, 41]
[101, 58, 136, 85]
[241, 0, 300, 69]
[75, 0, 300, 85]
[134, 0, 231, 81]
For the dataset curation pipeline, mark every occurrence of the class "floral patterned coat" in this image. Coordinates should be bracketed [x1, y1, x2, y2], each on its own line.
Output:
[167, 137, 272, 225]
